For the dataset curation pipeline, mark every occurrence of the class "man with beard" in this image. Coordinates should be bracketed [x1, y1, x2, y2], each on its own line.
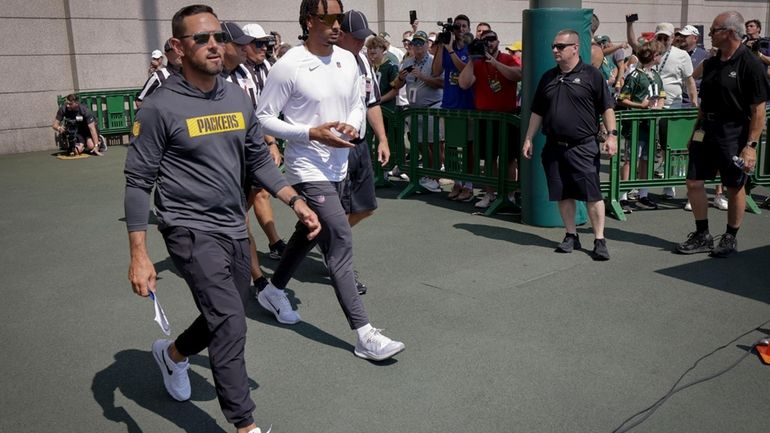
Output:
[458, 29, 522, 208]
[124, 5, 319, 433]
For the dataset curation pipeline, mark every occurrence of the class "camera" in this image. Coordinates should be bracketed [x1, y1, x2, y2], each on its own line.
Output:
[626, 13, 639, 23]
[436, 17, 456, 45]
[467, 37, 487, 60]
[57, 115, 83, 154]
[749, 37, 770, 52]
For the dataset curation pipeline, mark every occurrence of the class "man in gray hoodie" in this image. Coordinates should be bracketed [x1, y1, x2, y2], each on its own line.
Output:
[124, 5, 319, 433]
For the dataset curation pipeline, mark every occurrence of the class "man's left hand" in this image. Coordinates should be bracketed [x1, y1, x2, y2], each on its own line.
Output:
[603, 135, 617, 156]
[268, 143, 282, 166]
[377, 139, 390, 166]
[293, 200, 321, 240]
[740, 146, 757, 173]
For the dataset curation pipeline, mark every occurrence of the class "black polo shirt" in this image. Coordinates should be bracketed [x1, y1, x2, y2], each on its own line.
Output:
[531, 59, 613, 141]
[699, 44, 769, 121]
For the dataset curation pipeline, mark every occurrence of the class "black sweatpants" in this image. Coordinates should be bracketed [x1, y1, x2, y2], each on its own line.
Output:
[271, 181, 369, 330]
[162, 226, 255, 429]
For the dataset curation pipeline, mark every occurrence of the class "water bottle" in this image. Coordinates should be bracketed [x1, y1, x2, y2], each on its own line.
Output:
[732, 155, 745, 170]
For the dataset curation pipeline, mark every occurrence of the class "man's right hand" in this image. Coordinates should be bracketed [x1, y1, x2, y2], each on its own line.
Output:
[128, 252, 156, 297]
[309, 121, 357, 148]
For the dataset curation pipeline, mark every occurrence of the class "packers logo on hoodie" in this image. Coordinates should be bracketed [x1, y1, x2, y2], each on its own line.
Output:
[186, 112, 245, 138]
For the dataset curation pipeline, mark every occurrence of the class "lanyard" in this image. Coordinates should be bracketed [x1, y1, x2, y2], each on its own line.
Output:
[656, 49, 671, 73]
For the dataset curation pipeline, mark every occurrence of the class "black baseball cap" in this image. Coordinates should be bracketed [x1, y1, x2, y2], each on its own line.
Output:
[341, 10, 375, 40]
[221, 21, 255, 45]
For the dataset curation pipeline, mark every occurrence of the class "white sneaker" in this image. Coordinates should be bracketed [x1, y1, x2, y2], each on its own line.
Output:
[354, 328, 405, 361]
[474, 192, 496, 209]
[247, 427, 271, 433]
[419, 176, 441, 192]
[713, 194, 728, 210]
[684, 201, 692, 211]
[257, 283, 301, 324]
[152, 339, 191, 401]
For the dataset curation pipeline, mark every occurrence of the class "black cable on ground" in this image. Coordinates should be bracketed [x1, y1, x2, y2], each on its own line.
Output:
[612, 318, 770, 433]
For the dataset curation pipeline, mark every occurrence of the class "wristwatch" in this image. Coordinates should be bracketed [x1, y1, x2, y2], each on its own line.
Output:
[288, 194, 306, 209]
[747, 141, 758, 149]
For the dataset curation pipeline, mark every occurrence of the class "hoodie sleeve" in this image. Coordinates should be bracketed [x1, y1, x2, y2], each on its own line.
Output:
[124, 103, 166, 232]
[256, 59, 311, 141]
[244, 112, 289, 196]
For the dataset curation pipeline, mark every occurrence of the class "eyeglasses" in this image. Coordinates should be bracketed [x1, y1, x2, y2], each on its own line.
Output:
[312, 13, 344, 27]
[254, 39, 271, 48]
[179, 31, 227, 45]
[410, 39, 425, 46]
[708, 27, 727, 36]
[551, 43, 575, 50]
[483, 36, 498, 42]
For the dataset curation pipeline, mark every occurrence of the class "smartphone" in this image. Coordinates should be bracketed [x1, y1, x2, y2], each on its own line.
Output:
[626, 13, 639, 23]
[409, 10, 417, 25]
[404, 65, 415, 72]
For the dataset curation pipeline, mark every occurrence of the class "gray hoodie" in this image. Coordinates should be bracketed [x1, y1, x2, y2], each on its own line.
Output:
[124, 73, 288, 239]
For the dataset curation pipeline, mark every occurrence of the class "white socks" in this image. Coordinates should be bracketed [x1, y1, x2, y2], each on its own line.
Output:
[356, 323, 374, 340]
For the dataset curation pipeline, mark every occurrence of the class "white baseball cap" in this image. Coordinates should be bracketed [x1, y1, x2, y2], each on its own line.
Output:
[242, 23, 269, 39]
[151, 49, 163, 59]
[676, 25, 700, 36]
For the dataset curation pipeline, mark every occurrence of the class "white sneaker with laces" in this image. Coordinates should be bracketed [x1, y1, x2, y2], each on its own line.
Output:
[419, 176, 441, 192]
[152, 339, 191, 401]
[474, 192, 496, 209]
[257, 283, 301, 324]
[354, 328, 405, 361]
[713, 194, 728, 210]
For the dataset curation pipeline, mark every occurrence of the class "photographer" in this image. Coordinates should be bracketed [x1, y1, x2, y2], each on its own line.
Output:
[52, 94, 102, 156]
[744, 20, 770, 74]
[458, 29, 522, 208]
[431, 14, 476, 201]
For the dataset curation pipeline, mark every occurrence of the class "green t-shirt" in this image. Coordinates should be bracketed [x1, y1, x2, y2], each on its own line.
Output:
[374, 59, 399, 111]
[619, 68, 665, 103]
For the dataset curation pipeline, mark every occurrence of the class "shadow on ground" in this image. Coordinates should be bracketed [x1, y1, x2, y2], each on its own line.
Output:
[92, 349, 256, 433]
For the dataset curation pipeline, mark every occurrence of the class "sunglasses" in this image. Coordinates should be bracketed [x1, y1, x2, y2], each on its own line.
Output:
[179, 31, 227, 45]
[708, 27, 727, 36]
[483, 36, 498, 42]
[410, 39, 426, 46]
[254, 39, 271, 48]
[551, 43, 575, 50]
[312, 13, 344, 26]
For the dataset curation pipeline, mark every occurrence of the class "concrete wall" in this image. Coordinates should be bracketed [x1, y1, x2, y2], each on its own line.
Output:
[1, 0, 767, 154]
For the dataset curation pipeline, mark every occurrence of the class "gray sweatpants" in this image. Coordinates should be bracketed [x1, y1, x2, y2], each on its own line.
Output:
[270, 181, 369, 329]
[162, 226, 255, 429]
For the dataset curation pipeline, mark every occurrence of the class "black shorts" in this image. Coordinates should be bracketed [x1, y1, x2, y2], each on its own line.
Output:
[687, 119, 749, 188]
[342, 140, 377, 214]
[541, 138, 603, 202]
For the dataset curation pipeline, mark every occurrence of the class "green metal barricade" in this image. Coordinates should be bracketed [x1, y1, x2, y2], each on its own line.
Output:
[608, 108, 767, 220]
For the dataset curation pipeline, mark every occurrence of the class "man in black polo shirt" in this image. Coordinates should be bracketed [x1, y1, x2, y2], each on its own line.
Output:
[522, 29, 617, 261]
[675, 11, 769, 258]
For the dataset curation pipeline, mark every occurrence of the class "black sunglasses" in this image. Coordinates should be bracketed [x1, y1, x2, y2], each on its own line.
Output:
[483, 36, 498, 42]
[312, 13, 344, 26]
[179, 31, 227, 45]
[708, 27, 727, 36]
[254, 39, 271, 48]
[551, 43, 575, 50]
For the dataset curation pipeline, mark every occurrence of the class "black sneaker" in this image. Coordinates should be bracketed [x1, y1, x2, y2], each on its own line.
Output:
[675, 231, 714, 254]
[268, 239, 286, 260]
[591, 238, 610, 261]
[710, 233, 738, 258]
[555, 234, 581, 253]
[620, 200, 634, 214]
[635, 196, 658, 210]
[354, 270, 367, 295]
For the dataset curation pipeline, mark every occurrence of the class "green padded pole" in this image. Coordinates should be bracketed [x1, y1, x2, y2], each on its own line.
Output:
[520, 7, 593, 227]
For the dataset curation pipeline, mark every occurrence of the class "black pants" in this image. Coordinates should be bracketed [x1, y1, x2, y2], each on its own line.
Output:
[162, 226, 255, 429]
[271, 181, 369, 329]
